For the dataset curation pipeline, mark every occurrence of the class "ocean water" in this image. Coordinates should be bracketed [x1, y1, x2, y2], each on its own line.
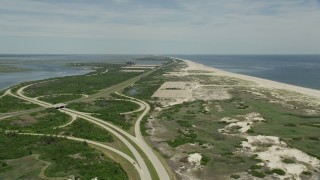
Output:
[174, 55, 320, 90]
[1, 54, 320, 91]
[0, 54, 161, 91]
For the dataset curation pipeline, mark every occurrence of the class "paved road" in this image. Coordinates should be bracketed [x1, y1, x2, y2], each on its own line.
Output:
[11, 78, 171, 180]
[0, 89, 10, 98]
[61, 108, 151, 180]
[116, 93, 171, 180]
[12, 86, 153, 180]
[54, 112, 77, 129]
[16, 132, 143, 178]
[114, 99, 145, 115]
[0, 107, 46, 120]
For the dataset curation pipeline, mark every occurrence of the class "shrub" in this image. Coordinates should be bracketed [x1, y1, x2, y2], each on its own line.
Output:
[272, 168, 286, 175]
[1, 161, 8, 167]
[230, 174, 240, 179]
[282, 158, 295, 164]
[249, 170, 265, 178]
[200, 155, 210, 165]
[302, 171, 312, 176]
[250, 165, 262, 170]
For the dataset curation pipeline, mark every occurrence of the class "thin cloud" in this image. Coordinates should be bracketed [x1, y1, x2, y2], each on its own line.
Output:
[0, 0, 319, 54]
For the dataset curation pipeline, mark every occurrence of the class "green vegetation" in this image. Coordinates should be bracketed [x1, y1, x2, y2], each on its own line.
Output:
[250, 165, 262, 170]
[282, 158, 295, 164]
[0, 96, 39, 113]
[38, 94, 82, 104]
[0, 65, 31, 73]
[152, 96, 259, 177]
[230, 174, 240, 179]
[167, 136, 193, 148]
[140, 115, 150, 136]
[176, 120, 193, 128]
[231, 90, 320, 158]
[0, 133, 127, 179]
[249, 170, 265, 178]
[0, 109, 70, 133]
[124, 60, 179, 99]
[186, 74, 254, 86]
[69, 99, 140, 130]
[167, 129, 197, 147]
[200, 155, 210, 165]
[302, 171, 312, 176]
[1, 110, 113, 143]
[271, 168, 286, 175]
[61, 118, 113, 142]
[24, 64, 142, 99]
[0, 155, 45, 179]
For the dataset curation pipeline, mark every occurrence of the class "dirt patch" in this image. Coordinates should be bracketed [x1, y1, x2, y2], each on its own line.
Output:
[10, 115, 38, 127]
[193, 86, 232, 101]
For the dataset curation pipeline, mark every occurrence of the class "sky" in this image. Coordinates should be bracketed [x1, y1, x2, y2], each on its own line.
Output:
[0, 0, 320, 54]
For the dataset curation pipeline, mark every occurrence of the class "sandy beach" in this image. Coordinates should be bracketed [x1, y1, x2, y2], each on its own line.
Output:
[178, 58, 320, 100]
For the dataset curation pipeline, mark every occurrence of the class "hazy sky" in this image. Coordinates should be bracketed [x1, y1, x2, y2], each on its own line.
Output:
[0, 0, 320, 54]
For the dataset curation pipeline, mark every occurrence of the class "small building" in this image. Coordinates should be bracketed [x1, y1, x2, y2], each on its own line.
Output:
[52, 103, 67, 109]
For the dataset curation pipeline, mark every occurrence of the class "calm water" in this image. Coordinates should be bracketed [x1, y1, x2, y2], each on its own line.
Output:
[1, 54, 320, 91]
[174, 55, 320, 90]
[0, 54, 161, 91]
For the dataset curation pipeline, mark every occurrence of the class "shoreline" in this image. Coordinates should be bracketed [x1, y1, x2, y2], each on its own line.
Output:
[174, 57, 320, 99]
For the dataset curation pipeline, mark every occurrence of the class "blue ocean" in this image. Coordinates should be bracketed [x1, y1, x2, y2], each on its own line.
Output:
[175, 55, 320, 90]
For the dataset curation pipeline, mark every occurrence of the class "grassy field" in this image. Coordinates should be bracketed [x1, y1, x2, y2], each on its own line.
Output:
[149, 84, 320, 178]
[38, 94, 82, 104]
[123, 60, 182, 99]
[0, 109, 115, 143]
[24, 63, 142, 99]
[0, 58, 175, 180]
[235, 91, 320, 158]
[0, 155, 45, 180]
[0, 133, 128, 179]
[154, 100, 257, 177]
[59, 118, 114, 143]
[68, 99, 140, 130]
[0, 95, 40, 113]
[0, 109, 70, 133]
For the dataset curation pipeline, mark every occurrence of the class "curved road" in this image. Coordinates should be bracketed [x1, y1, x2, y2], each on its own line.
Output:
[10, 83, 171, 180]
[12, 87, 152, 180]
[16, 132, 143, 178]
[115, 93, 171, 180]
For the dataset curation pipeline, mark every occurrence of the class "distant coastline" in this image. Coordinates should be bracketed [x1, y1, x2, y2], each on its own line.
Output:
[173, 55, 320, 90]
[175, 57, 320, 99]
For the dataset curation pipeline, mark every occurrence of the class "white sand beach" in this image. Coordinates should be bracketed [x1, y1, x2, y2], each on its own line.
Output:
[179, 58, 320, 99]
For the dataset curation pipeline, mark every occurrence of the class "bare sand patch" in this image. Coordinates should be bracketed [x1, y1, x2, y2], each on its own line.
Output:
[188, 153, 202, 166]
[219, 113, 265, 134]
[217, 111, 320, 179]
[122, 66, 156, 69]
[153, 82, 231, 106]
[152, 81, 197, 106]
[121, 70, 145, 72]
[193, 86, 232, 101]
[239, 135, 320, 180]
